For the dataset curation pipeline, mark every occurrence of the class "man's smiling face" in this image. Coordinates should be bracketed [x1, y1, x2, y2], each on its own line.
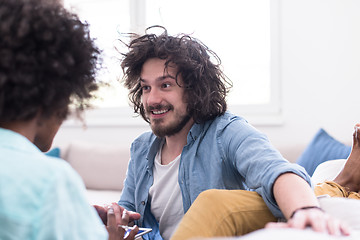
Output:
[140, 58, 191, 138]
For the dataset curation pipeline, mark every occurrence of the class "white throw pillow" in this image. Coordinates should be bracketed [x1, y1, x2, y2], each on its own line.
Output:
[311, 159, 346, 185]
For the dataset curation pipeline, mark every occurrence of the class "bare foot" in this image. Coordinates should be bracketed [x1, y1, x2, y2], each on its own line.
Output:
[333, 124, 360, 193]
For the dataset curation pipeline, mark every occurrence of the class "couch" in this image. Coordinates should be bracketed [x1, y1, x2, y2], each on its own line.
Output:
[53, 141, 129, 205]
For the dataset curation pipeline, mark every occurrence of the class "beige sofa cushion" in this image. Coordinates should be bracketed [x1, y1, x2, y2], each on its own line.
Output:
[64, 141, 130, 191]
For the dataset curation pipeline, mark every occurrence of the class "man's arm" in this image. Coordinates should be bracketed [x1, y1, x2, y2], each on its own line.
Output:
[272, 172, 350, 235]
[273, 173, 319, 219]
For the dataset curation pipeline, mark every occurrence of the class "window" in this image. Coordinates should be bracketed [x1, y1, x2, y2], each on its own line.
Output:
[63, 0, 281, 126]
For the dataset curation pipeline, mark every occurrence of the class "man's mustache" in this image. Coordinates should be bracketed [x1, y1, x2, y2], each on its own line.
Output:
[146, 104, 174, 112]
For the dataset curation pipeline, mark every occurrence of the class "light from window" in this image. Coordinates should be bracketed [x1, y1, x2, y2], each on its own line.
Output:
[63, 0, 131, 108]
[63, 0, 277, 119]
[144, 0, 271, 106]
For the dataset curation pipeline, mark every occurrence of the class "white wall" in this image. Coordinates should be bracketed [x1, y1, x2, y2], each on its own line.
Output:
[53, 0, 360, 161]
[257, 0, 360, 158]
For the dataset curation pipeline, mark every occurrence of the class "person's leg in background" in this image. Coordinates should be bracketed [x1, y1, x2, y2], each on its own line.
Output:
[314, 181, 360, 199]
[315, 124, 360, 200]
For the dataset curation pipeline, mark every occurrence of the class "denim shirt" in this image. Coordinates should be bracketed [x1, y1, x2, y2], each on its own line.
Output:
[119, 112, 311, 240]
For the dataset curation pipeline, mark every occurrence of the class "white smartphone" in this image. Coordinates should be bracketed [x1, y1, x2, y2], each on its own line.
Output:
[123, 226, 152, 239]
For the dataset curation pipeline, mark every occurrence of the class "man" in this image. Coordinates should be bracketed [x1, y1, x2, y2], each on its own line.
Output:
[0, 0, 137, 239]
[116, 27, 349, 240]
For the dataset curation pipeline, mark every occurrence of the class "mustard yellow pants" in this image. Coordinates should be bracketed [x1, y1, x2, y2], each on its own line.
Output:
[170, 182, 360, 240]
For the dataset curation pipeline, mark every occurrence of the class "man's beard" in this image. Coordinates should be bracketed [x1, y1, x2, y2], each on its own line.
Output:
[148, 105, 191, 138]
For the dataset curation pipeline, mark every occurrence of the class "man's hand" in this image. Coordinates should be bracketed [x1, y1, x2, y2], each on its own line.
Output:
[265, 207, 351, 236]
[272, 173, 351, 236]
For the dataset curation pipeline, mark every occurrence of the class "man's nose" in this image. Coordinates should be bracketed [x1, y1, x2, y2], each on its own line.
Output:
[146, 88, 162, 105]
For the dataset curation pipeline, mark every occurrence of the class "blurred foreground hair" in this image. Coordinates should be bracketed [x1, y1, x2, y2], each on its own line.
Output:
[0, 0, 100, 122]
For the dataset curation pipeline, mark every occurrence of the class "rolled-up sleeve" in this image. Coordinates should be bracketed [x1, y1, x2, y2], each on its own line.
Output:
[221, 118, 312, 217]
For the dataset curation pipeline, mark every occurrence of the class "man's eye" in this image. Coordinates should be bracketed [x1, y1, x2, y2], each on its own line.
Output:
[141, 86, 150, 91]
[162, 83, 171, 88]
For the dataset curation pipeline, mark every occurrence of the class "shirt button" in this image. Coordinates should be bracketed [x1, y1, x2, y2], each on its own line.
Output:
[141, 201, 145, 205]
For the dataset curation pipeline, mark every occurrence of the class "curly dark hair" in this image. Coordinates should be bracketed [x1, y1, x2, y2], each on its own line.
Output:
[0, 0, 100, 122]
[121, 26, 232, 124]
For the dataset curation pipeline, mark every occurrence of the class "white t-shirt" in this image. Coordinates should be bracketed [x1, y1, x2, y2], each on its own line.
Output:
[149, 143, 184, 240]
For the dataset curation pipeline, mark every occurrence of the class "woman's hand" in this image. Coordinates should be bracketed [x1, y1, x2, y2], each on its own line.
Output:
[106, 203, 139, 240]
[94, 203, 141, 226]
[94, 202, 141, 240]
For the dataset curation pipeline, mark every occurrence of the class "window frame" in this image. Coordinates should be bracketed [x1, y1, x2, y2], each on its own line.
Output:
[63, 0, 282, 128]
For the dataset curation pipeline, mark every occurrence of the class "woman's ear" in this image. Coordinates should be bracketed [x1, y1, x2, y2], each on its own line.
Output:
[55, 106, 69, 121]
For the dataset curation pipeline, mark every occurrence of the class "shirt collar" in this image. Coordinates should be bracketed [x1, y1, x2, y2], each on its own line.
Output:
[187, 122, 205, 143]
[0, 127, 41, 154]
